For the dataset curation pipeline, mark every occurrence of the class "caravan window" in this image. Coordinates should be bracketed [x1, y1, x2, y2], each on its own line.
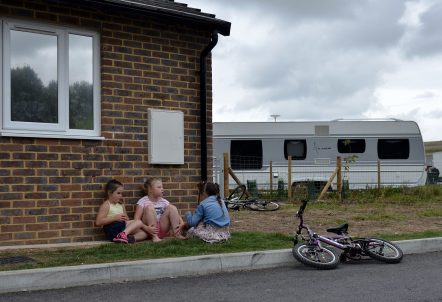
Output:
[284, 140, 307, 160]
[338, 139, 366, 153]
[378, 139, 410, 159]
[230, 140, 263, 169]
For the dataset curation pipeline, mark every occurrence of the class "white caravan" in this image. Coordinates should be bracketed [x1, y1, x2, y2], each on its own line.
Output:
[432, 152, 442, 172]
[213, 119, 426, 194]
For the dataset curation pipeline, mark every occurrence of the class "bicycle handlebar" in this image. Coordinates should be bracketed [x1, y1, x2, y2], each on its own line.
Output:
[296, 199, 309, 217]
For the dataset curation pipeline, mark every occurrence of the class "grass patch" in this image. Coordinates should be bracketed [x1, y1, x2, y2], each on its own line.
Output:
[0, 232, 292, 272]
[318, 185, 442, 204]
[418, 208, 442, 217]
[352, 212, 406, 221]
[1, 228, 442, 272]
[372, 230, 442, 241]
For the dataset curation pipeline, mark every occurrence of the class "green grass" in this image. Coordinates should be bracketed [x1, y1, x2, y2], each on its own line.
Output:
[418, 208, 442, 217]
[1, 228, 442, 272]
[352, 212, 406, 221]
[0, 232, 292, 272]
[373, 230, 442, 241]
[329, 186, 442, 204]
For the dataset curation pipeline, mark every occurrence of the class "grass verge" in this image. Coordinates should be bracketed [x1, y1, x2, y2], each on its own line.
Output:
[0, 232, 291, 272]
[1, 229, 442, 272]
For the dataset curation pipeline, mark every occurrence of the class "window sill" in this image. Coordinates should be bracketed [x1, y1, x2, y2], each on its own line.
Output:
[0, 131, 105, 140]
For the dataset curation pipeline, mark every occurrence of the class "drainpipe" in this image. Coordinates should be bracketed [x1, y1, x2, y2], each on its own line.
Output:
[200, 30, 218, 182]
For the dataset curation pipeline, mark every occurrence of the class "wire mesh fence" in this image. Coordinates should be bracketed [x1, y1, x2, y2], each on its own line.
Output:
[213, 154, 429, 202]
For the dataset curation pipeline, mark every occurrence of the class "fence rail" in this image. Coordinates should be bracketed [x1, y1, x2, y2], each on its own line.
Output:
[213, 153, 428, 202]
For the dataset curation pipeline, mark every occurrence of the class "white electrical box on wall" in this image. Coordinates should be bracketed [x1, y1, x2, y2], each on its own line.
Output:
[148, 109, 184, 164]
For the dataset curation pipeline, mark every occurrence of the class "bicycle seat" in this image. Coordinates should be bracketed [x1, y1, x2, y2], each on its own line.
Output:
[326, 223, 349, 235]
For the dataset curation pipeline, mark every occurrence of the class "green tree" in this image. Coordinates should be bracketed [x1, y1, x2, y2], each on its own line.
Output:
[11, 65, 57, 123]
[69, 81, 93, 129]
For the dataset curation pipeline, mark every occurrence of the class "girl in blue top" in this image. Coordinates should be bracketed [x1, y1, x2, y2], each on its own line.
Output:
[182, 181, 230, 243]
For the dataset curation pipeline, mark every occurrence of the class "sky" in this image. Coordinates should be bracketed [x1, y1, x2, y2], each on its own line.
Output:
[184, 0, 442, 142]
[11, 30, 93, 84]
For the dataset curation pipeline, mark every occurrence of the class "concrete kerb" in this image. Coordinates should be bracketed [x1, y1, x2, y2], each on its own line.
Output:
[0, 237, 441, 294]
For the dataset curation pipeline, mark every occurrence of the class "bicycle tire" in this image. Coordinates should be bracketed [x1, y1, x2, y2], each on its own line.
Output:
[361, 238, 403, 263]
[246, 200, 280, 211]
[292, 243, 339, 269]
[228, 185, 246, 201]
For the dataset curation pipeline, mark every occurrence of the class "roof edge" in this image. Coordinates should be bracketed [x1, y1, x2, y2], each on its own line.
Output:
[69, 0, 231, 36]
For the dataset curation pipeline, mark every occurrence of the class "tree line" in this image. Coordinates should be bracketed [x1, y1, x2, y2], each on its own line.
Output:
[11, 65, 93, 129]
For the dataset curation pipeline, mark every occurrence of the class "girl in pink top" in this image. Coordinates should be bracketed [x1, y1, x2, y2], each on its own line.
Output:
[134, 178, 185, 240]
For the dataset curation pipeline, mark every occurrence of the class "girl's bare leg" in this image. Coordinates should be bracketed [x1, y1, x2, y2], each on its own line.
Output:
[140, 223, 162, 242]
[142, 206, 162, 242]
[133, 229, 148, 242]
[160, 205, 186, 240]
[125, 219, 143, 234]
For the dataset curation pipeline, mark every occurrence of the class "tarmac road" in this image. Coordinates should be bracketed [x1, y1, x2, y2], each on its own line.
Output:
[2, 251, 442, 302]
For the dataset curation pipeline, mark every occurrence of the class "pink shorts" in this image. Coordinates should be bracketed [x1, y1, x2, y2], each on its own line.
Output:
[157, 221, 169, 239]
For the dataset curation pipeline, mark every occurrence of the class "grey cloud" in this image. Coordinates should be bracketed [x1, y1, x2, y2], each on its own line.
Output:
[214, 0, 403, 110]
[229, 30, 388, 108]
[207, 0, 359, 21]
[426, 109, 442, 119]
[401, 2, 442, 57]
[332, 0, 406, 49]
[191, 0, 442, 140]
[413, 91, 439, 99]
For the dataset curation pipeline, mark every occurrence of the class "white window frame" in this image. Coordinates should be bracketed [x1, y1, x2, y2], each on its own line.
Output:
[0, 19, 102, 139]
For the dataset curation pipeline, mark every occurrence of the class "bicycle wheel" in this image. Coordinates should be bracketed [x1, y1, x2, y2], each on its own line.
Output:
[247, 200, 280, 211]
[361, 238, 403, 263]
[292, 243, 339, 269]
[228, 184, 246, 201]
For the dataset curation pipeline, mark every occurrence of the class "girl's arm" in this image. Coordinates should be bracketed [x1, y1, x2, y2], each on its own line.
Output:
[184, 204, 204, 227]
[95, 201, 112, 226]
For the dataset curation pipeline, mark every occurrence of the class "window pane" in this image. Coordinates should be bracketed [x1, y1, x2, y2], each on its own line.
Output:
[284, 140, 307, 160]
[10, 30, 58, 123]
[69, 34, 93, 130]
[378, 139, 410, 159]
[338, 139, 366, 153]
[230, 140, 263, 169]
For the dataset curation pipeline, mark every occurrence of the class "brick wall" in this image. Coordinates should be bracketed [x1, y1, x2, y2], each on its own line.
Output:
[0, 0, 214, 245]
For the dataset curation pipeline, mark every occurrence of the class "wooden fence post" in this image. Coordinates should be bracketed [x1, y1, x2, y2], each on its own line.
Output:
[269, 161, 273, 198]
[318, 167, 339, 201]
[377, 160, 381, 192]
[288, 156, 292, 202]
[337, 156, 342, 202]
[223, 152, 229, 198]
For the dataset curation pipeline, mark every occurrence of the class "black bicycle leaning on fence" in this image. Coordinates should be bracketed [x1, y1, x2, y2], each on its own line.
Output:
[224, 184, 280, 211]
[292, 198, 403, 269]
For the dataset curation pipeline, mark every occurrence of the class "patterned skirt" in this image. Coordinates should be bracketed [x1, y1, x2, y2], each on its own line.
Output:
[186, 223, 230, 243]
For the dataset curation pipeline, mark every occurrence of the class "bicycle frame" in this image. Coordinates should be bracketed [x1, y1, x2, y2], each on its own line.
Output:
[295, 200, 359, 252]
[293, 199, 403, 269]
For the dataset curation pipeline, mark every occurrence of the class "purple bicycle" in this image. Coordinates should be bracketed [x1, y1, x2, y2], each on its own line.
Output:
[292, 199, 403, 270]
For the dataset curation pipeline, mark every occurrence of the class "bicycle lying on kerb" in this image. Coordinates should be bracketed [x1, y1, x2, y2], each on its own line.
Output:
[292, 199, 403, 269]
[224, 184, 280, 211]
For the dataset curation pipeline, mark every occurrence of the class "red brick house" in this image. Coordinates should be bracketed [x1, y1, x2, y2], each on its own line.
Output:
[0, 0, 230, 245]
